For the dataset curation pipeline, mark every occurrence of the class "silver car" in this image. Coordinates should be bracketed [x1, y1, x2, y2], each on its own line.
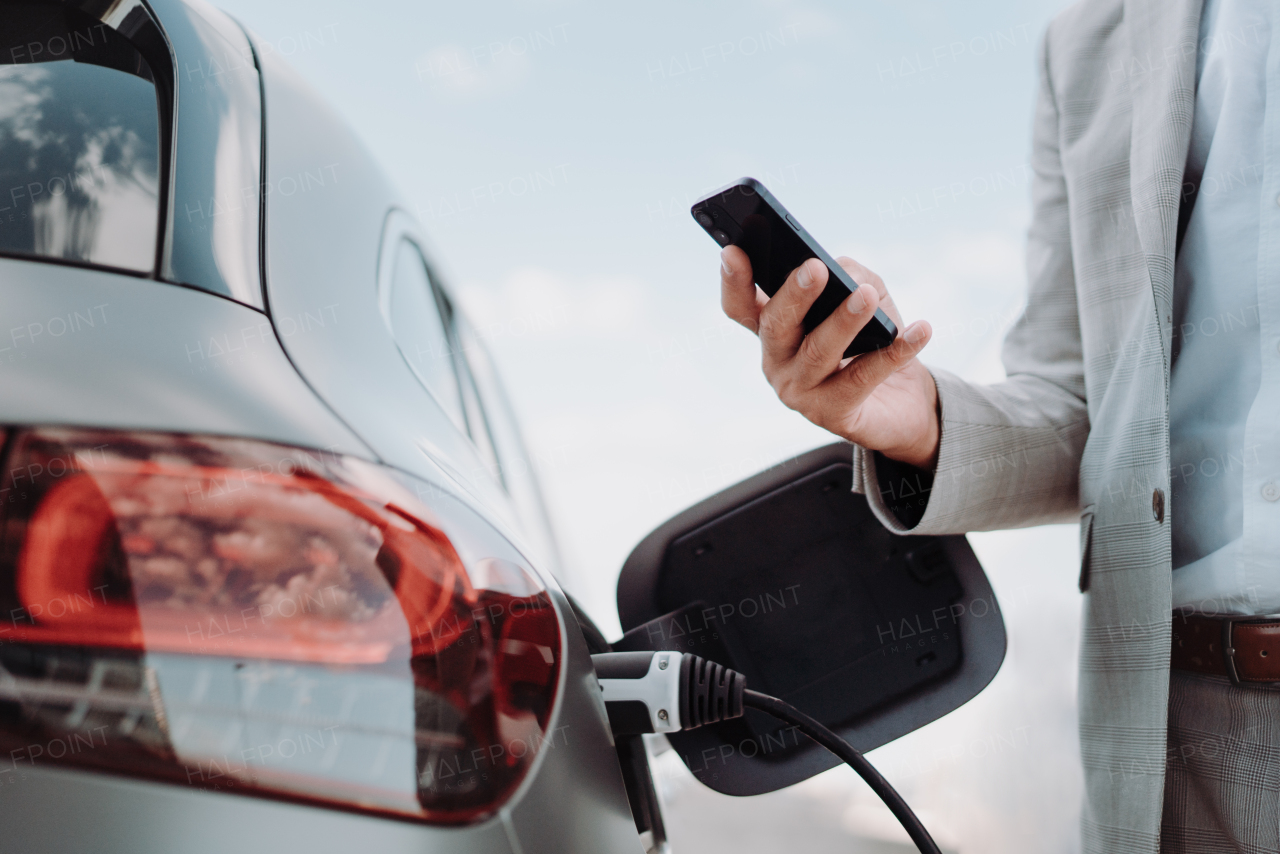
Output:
[0, 0, 646, 851]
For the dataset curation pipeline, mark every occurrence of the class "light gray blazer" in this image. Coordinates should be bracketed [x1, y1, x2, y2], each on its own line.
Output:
[852, 0, 1203, 850]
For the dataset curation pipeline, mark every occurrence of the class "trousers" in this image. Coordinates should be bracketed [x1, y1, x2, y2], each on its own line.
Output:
[1161, 669, 1280, 853]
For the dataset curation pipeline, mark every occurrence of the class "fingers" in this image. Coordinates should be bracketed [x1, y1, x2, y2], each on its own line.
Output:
[724, 250, 925, 425]
[788, 283, 881, 386]
[821, 320, 933, 406]
[720, 246, 765, 333]
[835, 255, 903, 328]
[759, 257, 827, 366]
[834, 256, 883, 297]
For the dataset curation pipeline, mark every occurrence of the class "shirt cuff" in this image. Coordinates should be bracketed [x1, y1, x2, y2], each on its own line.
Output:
[850, 366, 950, 535]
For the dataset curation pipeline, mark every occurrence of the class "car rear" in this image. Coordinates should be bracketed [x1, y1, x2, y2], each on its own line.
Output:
[0, 1, 641, 851]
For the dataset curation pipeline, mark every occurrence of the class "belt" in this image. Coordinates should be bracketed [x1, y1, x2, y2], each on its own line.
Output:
[1171, 612, 1280, 686]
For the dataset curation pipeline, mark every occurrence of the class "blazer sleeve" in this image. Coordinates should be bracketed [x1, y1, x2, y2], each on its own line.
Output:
[852, 29, 1090, 536]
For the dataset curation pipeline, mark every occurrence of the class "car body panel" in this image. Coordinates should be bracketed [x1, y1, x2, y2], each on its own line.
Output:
[0, 764, 517, 854]
[250, 42, 546, 571]
[248, 44, 645, 851]
[0, 256, 366, 457]
[508, 586, 646, 854]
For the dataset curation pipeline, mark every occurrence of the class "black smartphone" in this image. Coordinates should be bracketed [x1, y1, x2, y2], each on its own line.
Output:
[692, 178, 897, 357]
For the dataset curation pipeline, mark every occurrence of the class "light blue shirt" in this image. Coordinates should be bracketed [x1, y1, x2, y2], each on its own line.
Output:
[1170, 0, 1277, 615]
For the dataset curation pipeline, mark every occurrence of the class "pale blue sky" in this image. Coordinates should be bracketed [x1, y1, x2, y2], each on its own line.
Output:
[216, 2, 1083, 850]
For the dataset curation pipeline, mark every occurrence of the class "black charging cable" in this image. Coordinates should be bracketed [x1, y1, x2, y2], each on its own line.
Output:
[592, 651, 942, 854]
[742, 689, 942, 854]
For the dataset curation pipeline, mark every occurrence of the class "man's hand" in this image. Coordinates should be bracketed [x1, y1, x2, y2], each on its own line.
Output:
[720, 246, 940, 470]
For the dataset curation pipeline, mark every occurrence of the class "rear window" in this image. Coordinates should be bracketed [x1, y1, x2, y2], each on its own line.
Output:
[0, 2, 162, 273]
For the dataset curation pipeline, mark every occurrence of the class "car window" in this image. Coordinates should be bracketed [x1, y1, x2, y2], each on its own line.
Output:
[456, 319, 524, 489]
[432, 289, 503, 486]
[387, 239, 466, 433]
[455, 316, 560, 567]
[0, 4, 161, 273]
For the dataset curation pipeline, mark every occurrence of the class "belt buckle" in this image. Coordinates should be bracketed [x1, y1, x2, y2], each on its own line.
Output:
[1222, 615, 1280, 687]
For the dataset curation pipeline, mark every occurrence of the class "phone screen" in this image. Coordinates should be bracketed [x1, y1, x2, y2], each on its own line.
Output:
[693, 179, 896, 356]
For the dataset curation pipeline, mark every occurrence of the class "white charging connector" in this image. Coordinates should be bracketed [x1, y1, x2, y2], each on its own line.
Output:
[593, 651, 684, 734]
[592, 651, 746, 736]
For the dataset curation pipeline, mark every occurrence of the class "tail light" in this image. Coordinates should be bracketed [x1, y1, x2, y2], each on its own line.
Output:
[0, 427, 562, 824]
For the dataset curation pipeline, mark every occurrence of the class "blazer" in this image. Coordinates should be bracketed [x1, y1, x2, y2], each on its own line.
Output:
[852, 0, 1204, 850]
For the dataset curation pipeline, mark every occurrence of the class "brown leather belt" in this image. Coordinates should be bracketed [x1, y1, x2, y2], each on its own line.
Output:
[1171, 612, 1280, 685]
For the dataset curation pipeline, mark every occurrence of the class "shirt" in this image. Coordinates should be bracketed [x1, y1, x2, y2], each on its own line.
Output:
[1170, 0, 1277, 615]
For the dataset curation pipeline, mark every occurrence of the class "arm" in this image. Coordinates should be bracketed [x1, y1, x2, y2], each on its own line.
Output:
[855, 30, 1088, 535]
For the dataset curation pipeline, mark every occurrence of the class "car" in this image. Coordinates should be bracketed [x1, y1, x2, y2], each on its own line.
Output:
[0, 2, 1007, 852]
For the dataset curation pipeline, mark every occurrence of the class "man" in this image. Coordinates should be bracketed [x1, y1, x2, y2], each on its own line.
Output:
[718, 0, 1274, 851]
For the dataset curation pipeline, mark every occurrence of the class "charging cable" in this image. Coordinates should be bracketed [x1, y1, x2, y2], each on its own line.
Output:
[592, 651, 942, 854]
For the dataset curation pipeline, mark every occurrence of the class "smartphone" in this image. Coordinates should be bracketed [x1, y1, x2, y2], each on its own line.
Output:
[692, 178, 897, 357]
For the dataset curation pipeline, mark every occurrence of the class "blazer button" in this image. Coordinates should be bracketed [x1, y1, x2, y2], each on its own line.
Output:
[1152, 488, 1165, 523]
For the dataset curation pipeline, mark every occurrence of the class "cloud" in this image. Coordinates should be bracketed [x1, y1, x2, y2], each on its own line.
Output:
[414, 43, 530, 100]
[457, 266, 652, 347]
[840, 229, 1027, 378]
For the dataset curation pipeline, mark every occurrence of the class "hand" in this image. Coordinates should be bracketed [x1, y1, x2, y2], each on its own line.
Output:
[720, 246, 940, 470]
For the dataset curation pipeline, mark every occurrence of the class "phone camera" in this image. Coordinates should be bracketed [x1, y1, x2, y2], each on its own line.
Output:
[710, 228, 731, 246]
[695, 210, 715, 229]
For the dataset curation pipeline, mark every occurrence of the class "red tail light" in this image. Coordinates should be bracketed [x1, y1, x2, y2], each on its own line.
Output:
[0, 427, 562, 824]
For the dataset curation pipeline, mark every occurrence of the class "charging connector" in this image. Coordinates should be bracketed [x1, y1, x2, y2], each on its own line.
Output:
[592, 651, 745, 735]
[590, 652, 942, 854]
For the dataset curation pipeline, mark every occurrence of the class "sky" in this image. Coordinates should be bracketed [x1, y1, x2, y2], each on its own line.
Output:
[214, 1, 1083, 851]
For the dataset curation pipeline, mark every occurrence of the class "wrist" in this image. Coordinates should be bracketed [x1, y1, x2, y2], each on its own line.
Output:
[881, 430, 938, 472]
[876, 372, 940, 471]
